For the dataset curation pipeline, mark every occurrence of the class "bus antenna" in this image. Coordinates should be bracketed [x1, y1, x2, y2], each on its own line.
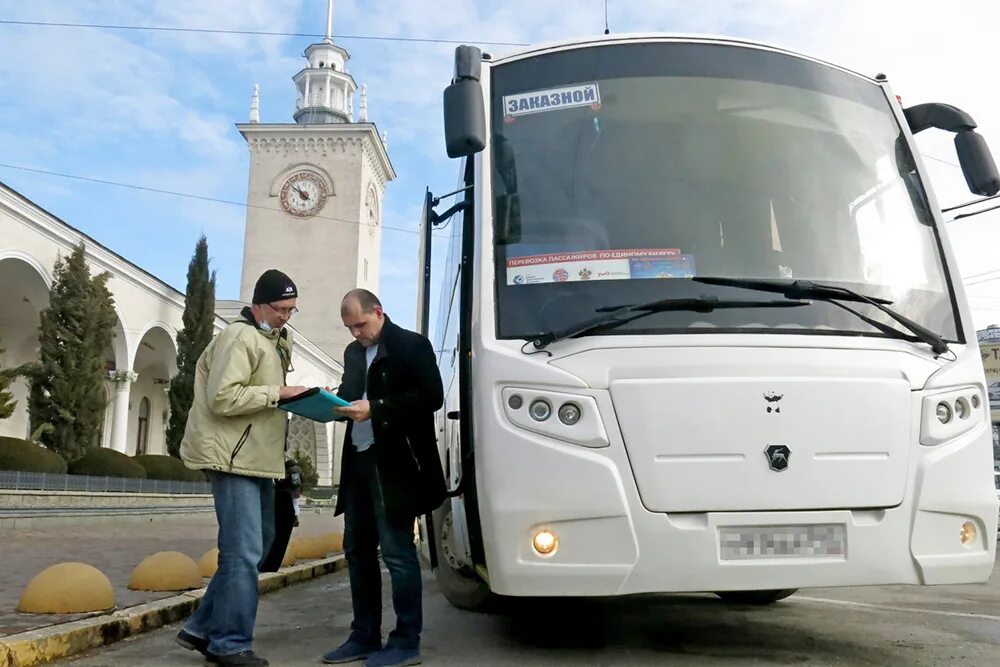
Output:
[604, 0, 610, 34]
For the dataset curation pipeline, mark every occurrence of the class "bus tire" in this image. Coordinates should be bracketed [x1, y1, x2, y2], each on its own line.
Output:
[714, 589, 798, 605]
[433, 503, 493, 612]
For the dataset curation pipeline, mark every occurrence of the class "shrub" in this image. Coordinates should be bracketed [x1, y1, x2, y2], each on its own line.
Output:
[0, 436, 67, 473]
[134, 454, 205, 482]
[68, 447, 146, 479]
[290, 448, 319, 493]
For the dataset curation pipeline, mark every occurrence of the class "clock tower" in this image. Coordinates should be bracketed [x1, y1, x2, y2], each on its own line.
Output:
[237, 0, 394, 362]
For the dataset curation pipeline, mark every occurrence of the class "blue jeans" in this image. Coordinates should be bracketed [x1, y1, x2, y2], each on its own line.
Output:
[184, 471, 275, 656]
[343, 448, 422, 650]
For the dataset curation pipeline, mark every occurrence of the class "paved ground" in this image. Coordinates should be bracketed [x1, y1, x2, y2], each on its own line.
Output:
[0, 510, 343, 636]
[58, 552, 1000, 666]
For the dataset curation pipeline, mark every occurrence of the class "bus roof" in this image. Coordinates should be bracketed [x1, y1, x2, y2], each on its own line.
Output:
[483, 33, 880, 85]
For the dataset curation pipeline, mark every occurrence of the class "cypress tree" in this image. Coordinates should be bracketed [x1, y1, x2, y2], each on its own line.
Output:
[0, 336, 19, 420]
[166, 235, 216, 457]
[28, 243, 117, 462]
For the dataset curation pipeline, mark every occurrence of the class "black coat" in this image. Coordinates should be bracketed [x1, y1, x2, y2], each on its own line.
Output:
[334, 318, 447, 526]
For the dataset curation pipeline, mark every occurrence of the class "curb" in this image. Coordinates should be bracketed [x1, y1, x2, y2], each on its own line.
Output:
[0, 555, 346, 667]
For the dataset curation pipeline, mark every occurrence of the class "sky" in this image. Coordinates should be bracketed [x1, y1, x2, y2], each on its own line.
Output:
[2, 0, 1000, 343]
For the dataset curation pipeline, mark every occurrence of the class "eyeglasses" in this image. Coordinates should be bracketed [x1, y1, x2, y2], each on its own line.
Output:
[266, 303, 299, 317]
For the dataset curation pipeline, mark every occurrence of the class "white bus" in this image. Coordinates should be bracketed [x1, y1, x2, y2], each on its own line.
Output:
[417, 34, 1000, 609]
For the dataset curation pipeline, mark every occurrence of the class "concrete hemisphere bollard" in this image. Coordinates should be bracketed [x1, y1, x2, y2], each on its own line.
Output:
[291, 531, 344, 560]
[290, 536, 327, 560]
[128, 551, 203, 591]
[17, 562, 116, 614]
[198, 548, 219, 578]
[281, 544, 297, 567]
[317, 531, 344, 554]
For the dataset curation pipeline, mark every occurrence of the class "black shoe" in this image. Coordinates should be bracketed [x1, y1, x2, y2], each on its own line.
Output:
[205, 650, 269, 666]
[176, 629, 208, 655]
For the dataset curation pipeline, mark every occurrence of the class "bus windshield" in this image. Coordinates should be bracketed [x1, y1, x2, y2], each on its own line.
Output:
[490, 42, 960, 343]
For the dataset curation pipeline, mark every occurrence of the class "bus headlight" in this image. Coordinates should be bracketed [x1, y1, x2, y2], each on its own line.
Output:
[920, 386, 984, 446]
[501, 387, 609, 448]
[529, 399, 552, 421]
[532, 529, 559, 556]
[558, 402, 582, 425]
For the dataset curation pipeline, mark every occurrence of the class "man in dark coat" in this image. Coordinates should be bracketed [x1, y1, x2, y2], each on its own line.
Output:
[322, 289, 446, 667]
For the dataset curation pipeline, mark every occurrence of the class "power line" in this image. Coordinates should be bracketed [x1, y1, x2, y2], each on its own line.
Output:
[0, 18, 528, 47]
[0, 162, 449, 238]
[920, 153, 961, 169]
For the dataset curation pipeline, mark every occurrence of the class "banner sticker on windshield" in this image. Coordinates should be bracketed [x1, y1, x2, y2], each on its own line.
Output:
[505, 249, 693, 286]
[503, 83, 601, 120]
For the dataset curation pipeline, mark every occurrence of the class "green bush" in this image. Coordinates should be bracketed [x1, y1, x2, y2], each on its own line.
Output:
[68, 447, 147, 479]
[0, 436, 68, 473]
[134, 454, 205, 482]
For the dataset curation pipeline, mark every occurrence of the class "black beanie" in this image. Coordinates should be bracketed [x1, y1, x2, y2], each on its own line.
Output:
[252, 269, 298, 304]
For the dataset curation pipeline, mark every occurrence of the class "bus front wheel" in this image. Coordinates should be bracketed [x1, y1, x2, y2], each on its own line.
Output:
[714, 589, 798, 605]
[433, 503, 493, 611]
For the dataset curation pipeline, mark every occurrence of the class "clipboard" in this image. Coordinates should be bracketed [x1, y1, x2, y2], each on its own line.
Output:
[277, 387, 350, 423]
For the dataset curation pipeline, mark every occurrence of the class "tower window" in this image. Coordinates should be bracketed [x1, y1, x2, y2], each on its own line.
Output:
[319, 61, 325, 67]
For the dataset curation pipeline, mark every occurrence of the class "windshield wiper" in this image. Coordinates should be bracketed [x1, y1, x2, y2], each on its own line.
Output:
[693, 277, 950, 356]
[530, 296, 809, 350]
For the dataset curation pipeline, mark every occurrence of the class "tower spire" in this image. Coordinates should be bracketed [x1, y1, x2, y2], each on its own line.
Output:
[325, 0, 334, 43]
[292, 0, 354, 124]
[249, 83, 260, 123]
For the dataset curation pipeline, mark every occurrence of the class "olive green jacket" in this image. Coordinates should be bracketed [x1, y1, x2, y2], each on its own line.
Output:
[180, 315, 292, 479]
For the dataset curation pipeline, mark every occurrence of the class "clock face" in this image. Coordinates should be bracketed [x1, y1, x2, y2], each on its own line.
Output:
[279, 171, 327, 217]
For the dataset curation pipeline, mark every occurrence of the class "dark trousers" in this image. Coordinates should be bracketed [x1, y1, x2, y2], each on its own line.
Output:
[343, 448, 422, 649]
[259, 488, 296, 573]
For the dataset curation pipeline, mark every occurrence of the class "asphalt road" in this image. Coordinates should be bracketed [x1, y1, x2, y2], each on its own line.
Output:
[60, 553, 1000, 666]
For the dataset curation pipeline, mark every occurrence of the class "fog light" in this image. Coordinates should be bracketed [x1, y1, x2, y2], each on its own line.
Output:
[936, 402, 952, 424]
[532, 529, 558, 556]
[529, 399, 552, 422]
[558, 402, 581, 425]
[960, 521, 977, 546]
[508, 394, 523, 410]
[971, 394, 980, 409]
[955, 398, 970, 420]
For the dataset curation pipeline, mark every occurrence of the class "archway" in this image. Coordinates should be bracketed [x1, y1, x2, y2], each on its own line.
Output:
[0, 255, 50, 439]
[119, 324, 177, 455]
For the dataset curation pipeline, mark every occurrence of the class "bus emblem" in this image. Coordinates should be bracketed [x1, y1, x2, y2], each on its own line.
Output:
[765, 445, 791, 472]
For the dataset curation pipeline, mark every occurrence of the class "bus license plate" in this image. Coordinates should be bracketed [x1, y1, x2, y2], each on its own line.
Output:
[719, 524, 846, 561]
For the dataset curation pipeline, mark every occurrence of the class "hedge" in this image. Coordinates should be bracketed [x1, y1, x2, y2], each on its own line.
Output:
[134, 454, 205, 482]
[0, 436, 68, 474]
[68, 447, 147, 479]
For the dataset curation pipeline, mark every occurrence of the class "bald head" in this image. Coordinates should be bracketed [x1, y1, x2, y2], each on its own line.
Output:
[341, 289, 385, 347]
[340, 288, 382, 316]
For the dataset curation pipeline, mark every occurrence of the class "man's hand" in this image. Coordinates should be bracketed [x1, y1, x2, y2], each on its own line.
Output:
[279, 385, 309, 400]
[335, 399, 371, 422]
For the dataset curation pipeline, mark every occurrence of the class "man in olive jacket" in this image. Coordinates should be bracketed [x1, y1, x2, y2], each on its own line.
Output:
[322, 289, 445, 667]
[177, 269, 306, 667]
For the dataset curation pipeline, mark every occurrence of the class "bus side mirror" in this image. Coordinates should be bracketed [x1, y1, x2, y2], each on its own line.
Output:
[955, 130, 1000, 196]
[904, 102, 1000, 196]
[444, 45, 486, 159]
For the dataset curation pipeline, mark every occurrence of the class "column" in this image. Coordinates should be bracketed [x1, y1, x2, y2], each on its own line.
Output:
[109, 371, 137, 453]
